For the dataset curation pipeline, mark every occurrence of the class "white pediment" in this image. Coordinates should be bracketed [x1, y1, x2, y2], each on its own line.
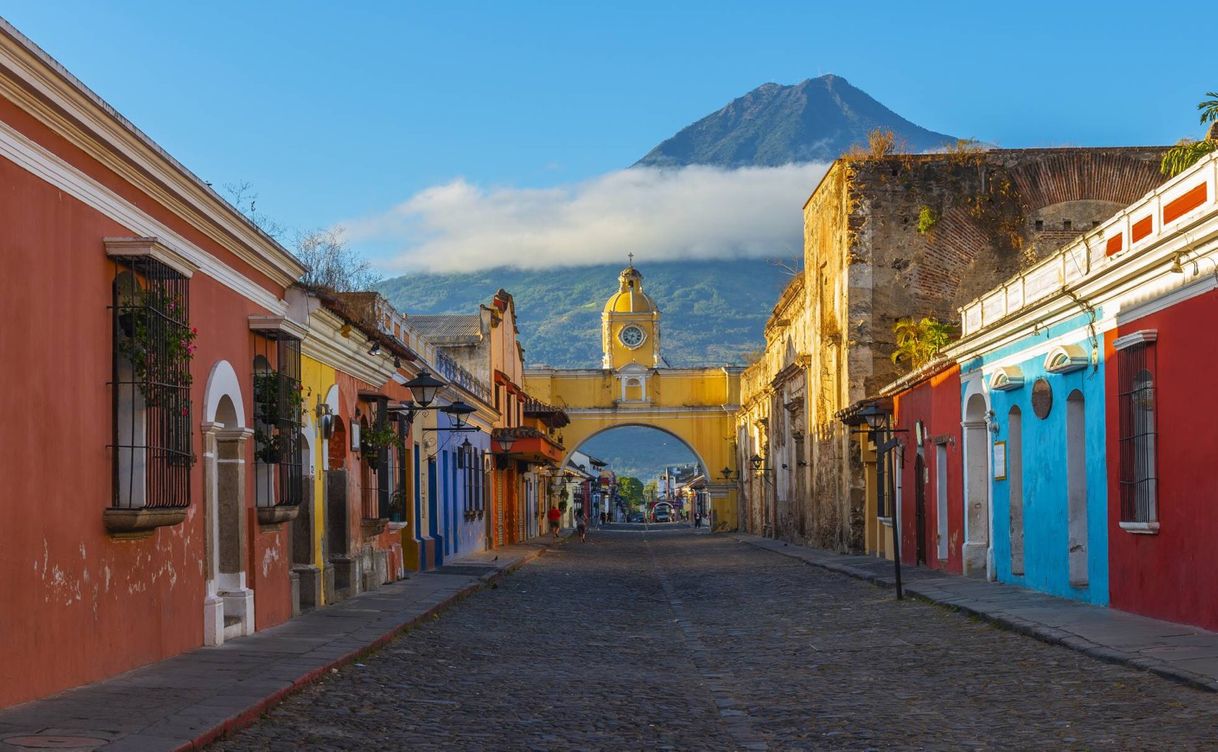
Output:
[1044, 344, 1089, 374]
[989, 366, 1025, 392]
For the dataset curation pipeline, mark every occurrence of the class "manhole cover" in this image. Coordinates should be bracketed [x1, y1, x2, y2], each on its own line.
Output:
[3, 736, 108, 750]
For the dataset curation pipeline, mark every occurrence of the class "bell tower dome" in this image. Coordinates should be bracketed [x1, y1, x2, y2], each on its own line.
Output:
[602, 257, 661, 370]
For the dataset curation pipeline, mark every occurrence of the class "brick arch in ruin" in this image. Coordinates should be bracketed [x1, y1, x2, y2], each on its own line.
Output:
[912, 150, 1168, 310]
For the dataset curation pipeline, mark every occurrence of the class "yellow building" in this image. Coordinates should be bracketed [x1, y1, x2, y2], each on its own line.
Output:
[525, 263, 742, 531]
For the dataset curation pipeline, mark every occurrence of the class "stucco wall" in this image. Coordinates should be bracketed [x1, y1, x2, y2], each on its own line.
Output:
[893, 366, 965, 575]
[1106, 292, 1218, 629]
[970, 314, 1110, 604]
[0, 149, 289, 706]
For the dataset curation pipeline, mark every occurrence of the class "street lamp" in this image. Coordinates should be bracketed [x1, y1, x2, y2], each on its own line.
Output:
[404, 371, 444, 407]
[749, 453, 764, 471]
[495, 432, 517, 454]
[444, 399, 476, 429]
[857, 403, 889, 432]
[854, 401, 904, 600]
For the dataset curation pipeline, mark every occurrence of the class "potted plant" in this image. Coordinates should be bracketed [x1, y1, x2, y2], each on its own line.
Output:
[388, 488, 408, 523]
[254, 426, 284, 464]
[360, 422, 401, 466]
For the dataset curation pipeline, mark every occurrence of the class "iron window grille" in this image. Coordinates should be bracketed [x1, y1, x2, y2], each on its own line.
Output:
[111, 259, 193, 510]
[359, 414, 379, 520]
[253, 333, 304, 508]
[1118, 341, 1158, 523]
[359, 397, 393, 520]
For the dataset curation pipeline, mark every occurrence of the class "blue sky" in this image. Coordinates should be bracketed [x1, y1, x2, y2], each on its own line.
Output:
[1, 1, 1209, 271]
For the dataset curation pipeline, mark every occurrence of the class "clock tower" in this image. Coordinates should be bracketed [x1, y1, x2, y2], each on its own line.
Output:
[602, 259, 660, 371]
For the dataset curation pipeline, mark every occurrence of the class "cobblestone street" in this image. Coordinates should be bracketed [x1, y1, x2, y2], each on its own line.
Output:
[211, 531, 1218, 751]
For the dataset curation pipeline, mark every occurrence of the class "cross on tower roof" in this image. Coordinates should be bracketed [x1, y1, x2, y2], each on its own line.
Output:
[627, 252, 634, 267]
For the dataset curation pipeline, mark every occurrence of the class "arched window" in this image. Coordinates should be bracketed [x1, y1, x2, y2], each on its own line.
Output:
[1066, 390, 1088, 587]
[625, 378, 643, 402]
[252, 334, 303, 508]
[1117, 333, 1158, 526]
[1008, 406, 1024, 576]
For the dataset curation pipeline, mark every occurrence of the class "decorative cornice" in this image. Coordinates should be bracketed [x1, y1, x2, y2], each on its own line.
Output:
[1113, 329, 1158, 351]
[104, 236, 198, 279]
[302, 308, 395, 386]
[0, 116, 286, 313]
[248, 315, 308, 341]
[0, 21, 307, 287]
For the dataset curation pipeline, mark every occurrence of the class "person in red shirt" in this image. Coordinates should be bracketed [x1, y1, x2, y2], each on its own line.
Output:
[547, 505, 561, 541]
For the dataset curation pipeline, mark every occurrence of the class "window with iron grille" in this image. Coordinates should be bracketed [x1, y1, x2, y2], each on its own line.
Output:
[253, 333, 304, 508]
[1117, 336, 1157, 524]
[477, 449, 485, 512]
[465, 444, 474, 515]
[111, 259, 194, 510]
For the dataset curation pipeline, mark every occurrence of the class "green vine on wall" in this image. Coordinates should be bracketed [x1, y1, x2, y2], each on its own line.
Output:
[116, 287, 197, 410]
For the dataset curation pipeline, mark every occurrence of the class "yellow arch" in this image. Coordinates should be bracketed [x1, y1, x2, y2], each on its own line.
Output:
[525, 366, 742, 531]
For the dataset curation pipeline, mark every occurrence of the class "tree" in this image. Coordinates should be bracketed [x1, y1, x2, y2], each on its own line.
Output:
[617, 476, 644, 506]
[222, 181, 285, 239]
[643, 479, 658, 503]
[294, 227, 382, 292]
[223, 180, 381, 293]
[1161, 92, 1218, 177]
[890, 316, 953, 370]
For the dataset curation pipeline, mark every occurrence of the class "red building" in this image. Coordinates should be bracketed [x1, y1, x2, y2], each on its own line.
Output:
[1105, 291, 1218, 629]
[0, 23, 308, 706]
[890, 364, 966, 575]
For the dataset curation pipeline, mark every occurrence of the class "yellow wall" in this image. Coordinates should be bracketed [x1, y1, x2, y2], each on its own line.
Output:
[300, 354, 336, 601]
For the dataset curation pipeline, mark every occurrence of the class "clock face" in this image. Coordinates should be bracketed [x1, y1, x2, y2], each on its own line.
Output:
[618, 325, 645, 348]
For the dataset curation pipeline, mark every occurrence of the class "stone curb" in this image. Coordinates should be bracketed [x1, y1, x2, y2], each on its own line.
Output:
[736, 536, 1218, 695]
[174, 545, 549, 752]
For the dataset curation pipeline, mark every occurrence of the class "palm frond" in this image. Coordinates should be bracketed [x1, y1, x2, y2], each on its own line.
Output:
[1161, 139, 1218, 177]
[1199, 92, 1218, 125]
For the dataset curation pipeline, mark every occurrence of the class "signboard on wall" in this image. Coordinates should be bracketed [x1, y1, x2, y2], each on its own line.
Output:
[993, 440, 1007, 481]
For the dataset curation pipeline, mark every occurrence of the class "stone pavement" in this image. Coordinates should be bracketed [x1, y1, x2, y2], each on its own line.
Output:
[0, 540, 552, 752]
[211, 530, 1218, 751]
[739, 534, 1218, 693]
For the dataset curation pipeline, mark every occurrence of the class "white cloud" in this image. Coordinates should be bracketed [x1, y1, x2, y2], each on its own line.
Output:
[342, 163, 829, 273]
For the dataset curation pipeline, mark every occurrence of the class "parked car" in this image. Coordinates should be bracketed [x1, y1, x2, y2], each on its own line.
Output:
[627, 511, 645, 523]
[653, 508, 672, 523]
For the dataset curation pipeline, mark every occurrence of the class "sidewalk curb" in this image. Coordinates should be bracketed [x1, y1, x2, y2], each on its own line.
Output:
[736, 536, 1218, 695]
[176, 545, 549, 751]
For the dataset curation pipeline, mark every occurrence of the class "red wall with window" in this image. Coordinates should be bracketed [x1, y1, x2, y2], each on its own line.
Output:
[1106, 290, 1218, 631]
[0, 100, 293, 706]
[893, 365, 965, 575]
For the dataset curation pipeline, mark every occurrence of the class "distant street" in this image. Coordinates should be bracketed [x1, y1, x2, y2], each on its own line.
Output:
[211, 531, 1218, 751]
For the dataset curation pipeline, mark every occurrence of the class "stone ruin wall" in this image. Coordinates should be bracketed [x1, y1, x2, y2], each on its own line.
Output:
[799, 147, 1167, 551]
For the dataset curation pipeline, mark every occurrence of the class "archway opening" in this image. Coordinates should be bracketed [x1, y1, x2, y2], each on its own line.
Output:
[963, 392, 990, 578]
[574, 425, 706, 524]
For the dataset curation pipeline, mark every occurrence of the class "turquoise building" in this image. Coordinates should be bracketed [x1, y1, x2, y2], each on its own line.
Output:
[961, 311, 1109, 604]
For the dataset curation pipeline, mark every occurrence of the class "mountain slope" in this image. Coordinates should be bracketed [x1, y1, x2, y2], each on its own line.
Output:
[636, 75, 957, 168]
[376, 259, 793, 368]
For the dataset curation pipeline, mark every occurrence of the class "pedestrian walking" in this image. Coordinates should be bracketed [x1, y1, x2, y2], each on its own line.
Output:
[577, 516, 588, 543]
[694, 513, 702, 528]
[547, 505, 561, 541]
